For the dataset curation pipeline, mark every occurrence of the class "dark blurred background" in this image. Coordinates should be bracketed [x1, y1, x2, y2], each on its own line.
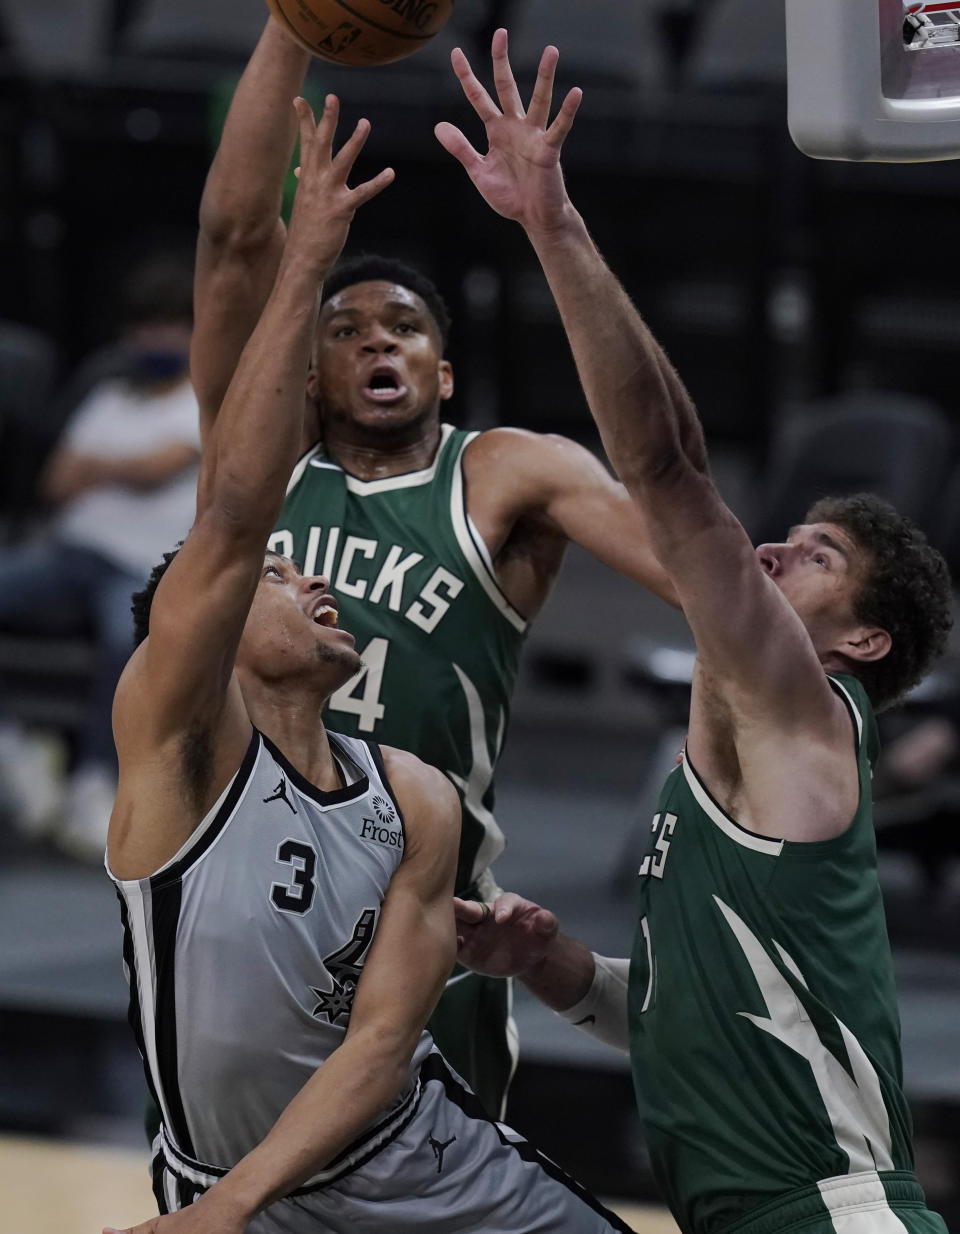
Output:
[0, 0, 958, 1226]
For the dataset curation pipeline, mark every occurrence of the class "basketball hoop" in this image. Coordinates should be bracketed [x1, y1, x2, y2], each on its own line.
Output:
[786, 0, 960, 161]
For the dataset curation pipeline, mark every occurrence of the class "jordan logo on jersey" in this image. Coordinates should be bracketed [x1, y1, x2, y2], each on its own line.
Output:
[263, 776, 297, 815]
[429, 1133, 456, 1173]
[310, 908, 377, 1025]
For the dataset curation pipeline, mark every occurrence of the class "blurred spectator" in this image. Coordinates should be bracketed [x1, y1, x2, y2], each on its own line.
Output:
[0, 258, 200, 860]
[880, 717, 960, 791]
[873, 701, 960, 899]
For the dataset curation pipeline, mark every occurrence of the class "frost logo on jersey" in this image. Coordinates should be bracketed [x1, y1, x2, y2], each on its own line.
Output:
[359, 817, 403, 849]
[371, 794, 397, 824]
[714, 896, 895, 1173]
[310, 908, 377, 1025]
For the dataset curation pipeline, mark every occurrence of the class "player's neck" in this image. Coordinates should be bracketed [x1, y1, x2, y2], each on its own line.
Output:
[246, 692, 343, 792]
[319, 419, 443, 481]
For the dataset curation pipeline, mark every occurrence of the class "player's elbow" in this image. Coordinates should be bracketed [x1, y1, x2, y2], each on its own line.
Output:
[621, 444, 691, 495]
[198, 191, 278, 256]
[351, 1022, 421, 1092]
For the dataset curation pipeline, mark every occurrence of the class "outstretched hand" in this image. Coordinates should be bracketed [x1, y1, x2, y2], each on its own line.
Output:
[435, 29, 582, 235]
[454, 893, 559, 978]
[286, 94, 395, 278]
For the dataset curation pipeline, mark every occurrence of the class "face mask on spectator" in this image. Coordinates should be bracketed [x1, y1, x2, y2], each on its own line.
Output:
[127, 346, 190, 383]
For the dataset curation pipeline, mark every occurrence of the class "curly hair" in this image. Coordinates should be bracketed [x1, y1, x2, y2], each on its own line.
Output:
[805, 494, 953, 711]
[131, 543, 182, 648]
[320, 254, 452, 347]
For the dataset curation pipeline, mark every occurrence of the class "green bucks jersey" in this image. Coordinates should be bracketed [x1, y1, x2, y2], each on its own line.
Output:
[629, 675, 916, 1232]
[270, 424, 528, 894]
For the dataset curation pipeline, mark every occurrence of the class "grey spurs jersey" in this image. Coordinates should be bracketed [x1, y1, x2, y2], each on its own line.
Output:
[110, 727, 434, 1183]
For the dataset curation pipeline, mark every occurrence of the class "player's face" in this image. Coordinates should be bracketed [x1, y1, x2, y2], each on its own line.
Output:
[237, 554, 362, 690]
[755, 522, 869, 648]
[308, 281, 454, 439]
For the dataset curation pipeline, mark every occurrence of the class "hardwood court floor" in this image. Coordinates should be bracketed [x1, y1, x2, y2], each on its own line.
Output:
[1, 1133, 680, 1233]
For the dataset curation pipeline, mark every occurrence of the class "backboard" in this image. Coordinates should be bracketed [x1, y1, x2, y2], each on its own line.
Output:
[786, 0, 960, 161]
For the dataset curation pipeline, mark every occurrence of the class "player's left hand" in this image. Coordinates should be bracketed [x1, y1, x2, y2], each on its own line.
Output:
[454, 892, 559, 978]
[435, 29, 582, 236]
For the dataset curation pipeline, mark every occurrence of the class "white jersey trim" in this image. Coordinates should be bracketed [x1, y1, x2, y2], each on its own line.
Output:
[449, 431, 528, 634]
[287, 442, 326, 496]
[159, 1080, 424, 1191]
[818, 1171, 909, 1232]
[306, 423, 457, 495]
[681, 752, 784, 856]
[716, 898, 895, 1175]
[106, 734, 259, 887]
[125, 882, 173, 1134]
[827, 674, 864, 746]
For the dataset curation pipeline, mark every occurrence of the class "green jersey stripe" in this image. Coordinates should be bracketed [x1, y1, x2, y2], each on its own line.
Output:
[448, 433, 528, 633]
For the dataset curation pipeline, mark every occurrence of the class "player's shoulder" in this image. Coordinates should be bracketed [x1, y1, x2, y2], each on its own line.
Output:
[378, 745, 461, 826]
[111, 641, 151, 740]
[464, 426, 604, 491]
[466, 425, 576, 458]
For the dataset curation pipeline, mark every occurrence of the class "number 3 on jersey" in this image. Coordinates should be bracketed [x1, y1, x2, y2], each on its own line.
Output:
[327, 636, 388, 732]
[639, 812, 677, 879]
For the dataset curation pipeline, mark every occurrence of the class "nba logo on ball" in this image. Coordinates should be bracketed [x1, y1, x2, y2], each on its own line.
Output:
[787, 0, 960, 161]
[265, 0, 454, 65]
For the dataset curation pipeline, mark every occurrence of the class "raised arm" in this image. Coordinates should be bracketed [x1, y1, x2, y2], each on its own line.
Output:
[110, 100, 393, 878]
[192, 20, 312, 441]
[437, 33, 845, 747]
[464, 427, 679, 608]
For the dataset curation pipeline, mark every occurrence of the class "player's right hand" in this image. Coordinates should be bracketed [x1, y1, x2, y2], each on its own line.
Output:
[435, 29, 582, 237]
[454, 892, 559, 978]
[285, 95, 395, 279]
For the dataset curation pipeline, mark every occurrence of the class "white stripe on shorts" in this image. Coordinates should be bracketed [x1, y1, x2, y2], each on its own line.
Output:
[818, 1171, 909, 1232]
[162, 1167, 178, 1214]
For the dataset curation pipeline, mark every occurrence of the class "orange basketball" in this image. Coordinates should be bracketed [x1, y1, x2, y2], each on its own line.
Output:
[265, 0, 454, 66]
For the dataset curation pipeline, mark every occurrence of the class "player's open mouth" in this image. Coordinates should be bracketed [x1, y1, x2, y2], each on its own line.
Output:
[310, 597, 340, 628]
[363, 370, 407, 404]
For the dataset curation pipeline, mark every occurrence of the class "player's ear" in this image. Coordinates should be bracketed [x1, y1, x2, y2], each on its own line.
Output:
[841, 625, 892, 665]
[439, 359, 454, 402]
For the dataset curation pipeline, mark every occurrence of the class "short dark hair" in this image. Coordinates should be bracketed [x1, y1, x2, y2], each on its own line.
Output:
[805, 494, 953, 711]
[320, 254, 451, 347]
[131, 544, 182, 647]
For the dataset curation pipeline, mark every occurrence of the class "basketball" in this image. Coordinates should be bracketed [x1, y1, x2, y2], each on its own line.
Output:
[265, 0, 454, 66]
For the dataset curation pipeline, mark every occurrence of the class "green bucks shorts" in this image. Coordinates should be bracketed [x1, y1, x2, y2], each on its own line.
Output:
[427, 967, 516, 1119]
[725, 1170, 947, 1234]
